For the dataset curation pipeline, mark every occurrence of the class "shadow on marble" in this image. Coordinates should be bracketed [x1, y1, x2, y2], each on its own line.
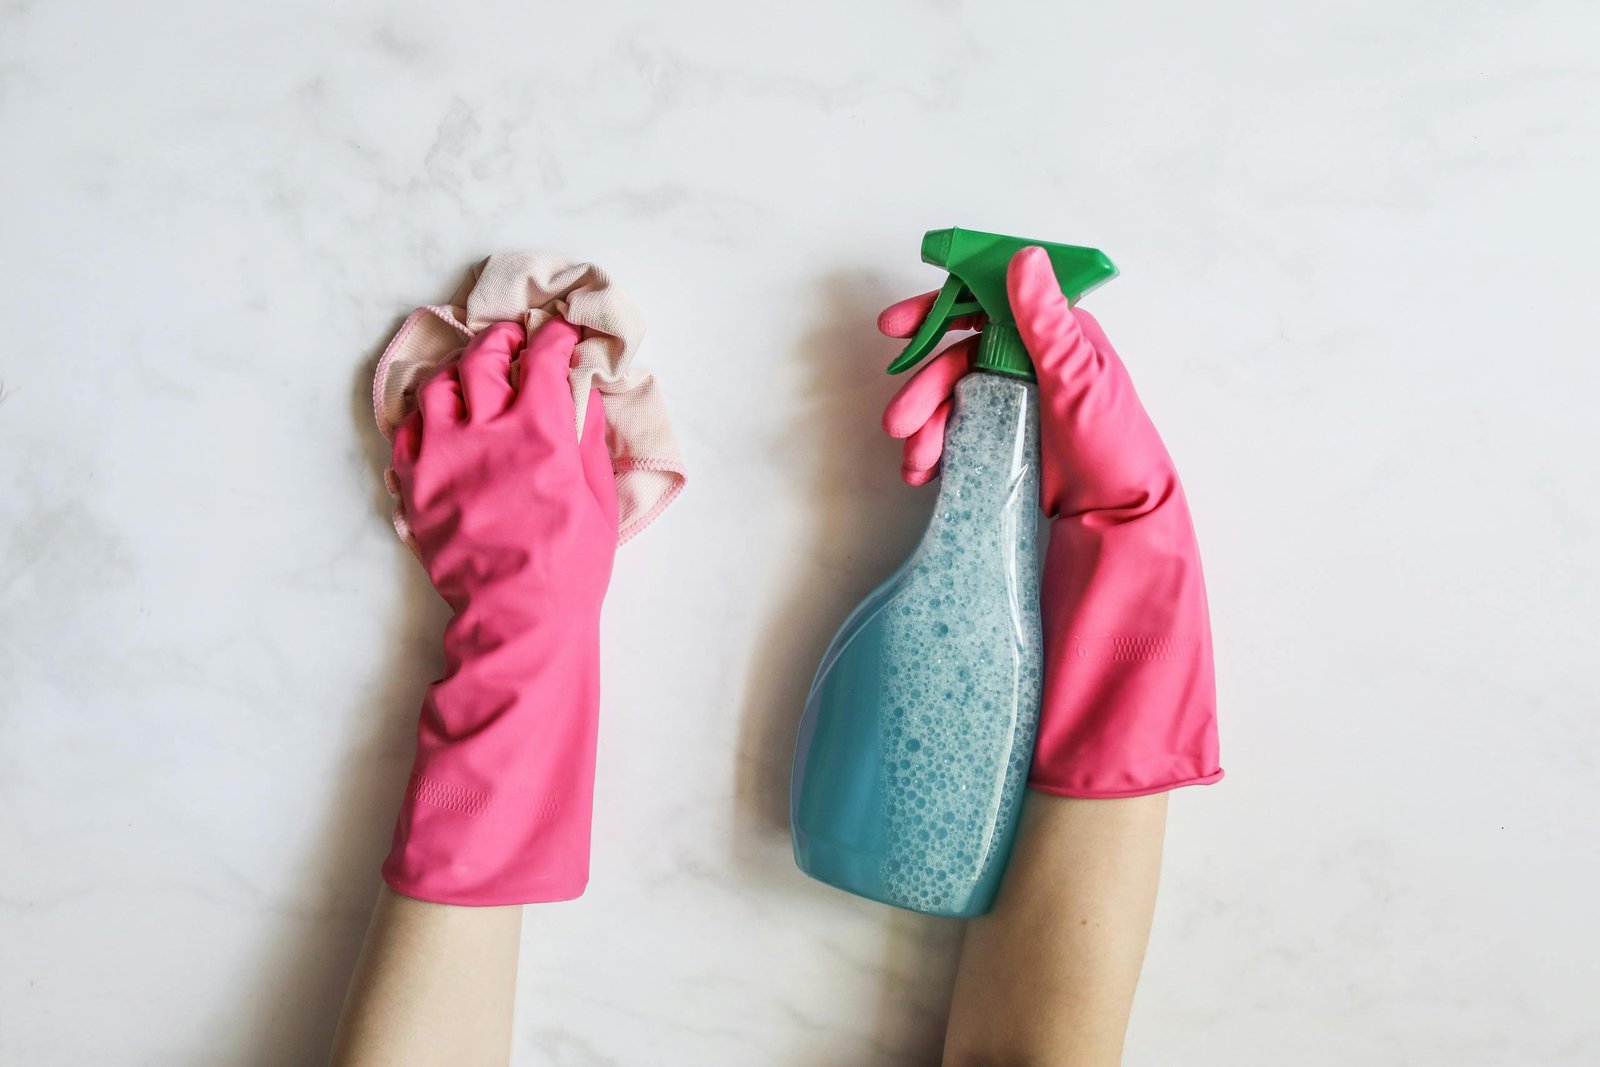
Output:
[732, 270, 963, 1064]
[731, 269, 929, 855]
[231, 315, 450, 1065]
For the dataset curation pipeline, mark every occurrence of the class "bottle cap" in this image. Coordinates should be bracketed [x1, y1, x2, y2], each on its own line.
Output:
[888, 227, 1117, 381]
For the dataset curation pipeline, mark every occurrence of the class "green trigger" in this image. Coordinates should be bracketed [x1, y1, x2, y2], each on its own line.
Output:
[886, 274, 983, 375]
[882, 228, 1117, 382]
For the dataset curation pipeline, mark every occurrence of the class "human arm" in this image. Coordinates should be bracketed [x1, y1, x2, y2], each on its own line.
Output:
[331, 890, 521, 1066]
[880, 247, 1220, 1062]
[941, 793, 1167, 1066]
[332, 317, 617, 1064]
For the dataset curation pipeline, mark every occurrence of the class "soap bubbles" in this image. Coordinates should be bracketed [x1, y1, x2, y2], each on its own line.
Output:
[878, 375, 1043, 915]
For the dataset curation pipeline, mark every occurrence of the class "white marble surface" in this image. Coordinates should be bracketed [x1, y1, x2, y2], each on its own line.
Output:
[3, 1, 1598, 1063]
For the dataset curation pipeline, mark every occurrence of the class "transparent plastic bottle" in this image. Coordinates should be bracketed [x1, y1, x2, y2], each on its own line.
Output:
[790, 370, 1043, 918]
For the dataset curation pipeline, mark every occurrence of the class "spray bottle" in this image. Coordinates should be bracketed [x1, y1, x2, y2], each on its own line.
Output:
[789, 227, 1117, 918]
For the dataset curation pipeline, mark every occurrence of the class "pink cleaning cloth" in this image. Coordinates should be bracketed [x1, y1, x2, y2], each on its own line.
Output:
[373, 251, 686, 547]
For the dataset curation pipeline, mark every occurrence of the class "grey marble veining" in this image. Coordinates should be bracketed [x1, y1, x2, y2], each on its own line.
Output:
[2, 1, 1598, 1064]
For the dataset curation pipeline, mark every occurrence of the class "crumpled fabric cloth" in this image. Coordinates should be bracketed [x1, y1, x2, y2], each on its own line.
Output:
[372, 251, 686, 547]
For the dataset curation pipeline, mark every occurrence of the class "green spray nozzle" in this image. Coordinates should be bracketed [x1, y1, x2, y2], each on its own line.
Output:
[887, 227, 1118, 380]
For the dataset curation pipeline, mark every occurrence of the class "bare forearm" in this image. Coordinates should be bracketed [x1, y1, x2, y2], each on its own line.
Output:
[942, 792, 1167, 1067]
[331, 888, 522, 1067]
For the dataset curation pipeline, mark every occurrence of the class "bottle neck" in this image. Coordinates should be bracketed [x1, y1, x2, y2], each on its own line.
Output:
[974, 322, 1035, 381]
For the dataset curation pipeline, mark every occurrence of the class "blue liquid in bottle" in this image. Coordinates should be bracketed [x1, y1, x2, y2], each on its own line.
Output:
[790, 371, 1043, 918]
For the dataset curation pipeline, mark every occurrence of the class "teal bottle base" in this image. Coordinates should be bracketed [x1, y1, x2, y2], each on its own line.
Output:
[793, 830, 992, 919]
[789, 373, 1042, 920]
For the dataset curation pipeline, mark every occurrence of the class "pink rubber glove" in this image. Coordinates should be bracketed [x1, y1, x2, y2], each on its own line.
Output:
[881, 246, 1221, 798]
[382, 317, 619, 905]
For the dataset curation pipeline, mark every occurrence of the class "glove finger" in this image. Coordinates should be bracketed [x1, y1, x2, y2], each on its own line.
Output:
[578, 389, 618, 529]
[877, 290, 981, 339]
[901, 398, 952, 473]
[418, 362, 466, 428]
[1006, 245, 1099, 383]
[391, 409, 423, 473]
[1009, 246, 1179, 517]
[902, 463, 938, 487]
[458, 321, 522, 421]
[513, 316, 582, 443]
[882, 336, 975, 438]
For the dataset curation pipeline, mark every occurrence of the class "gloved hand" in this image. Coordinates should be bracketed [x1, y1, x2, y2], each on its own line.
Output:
[880, 246, 1221, 798]
[382, 317, 619, 905]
